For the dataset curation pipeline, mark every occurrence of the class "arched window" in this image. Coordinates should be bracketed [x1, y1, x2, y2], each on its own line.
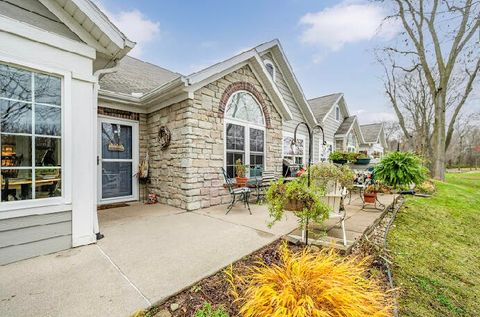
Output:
[225, 91, 265, 178]
[263, 60, 275, 79]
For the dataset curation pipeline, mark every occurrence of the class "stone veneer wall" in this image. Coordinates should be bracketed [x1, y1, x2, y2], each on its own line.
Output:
[145, 65, 283, 210]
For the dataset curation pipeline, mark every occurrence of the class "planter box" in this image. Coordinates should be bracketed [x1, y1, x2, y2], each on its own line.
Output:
[332, 159, 348, 165]
[355, 158, 371, 165]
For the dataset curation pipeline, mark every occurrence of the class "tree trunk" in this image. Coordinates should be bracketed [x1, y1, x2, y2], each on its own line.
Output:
[431, 92, 447, 180]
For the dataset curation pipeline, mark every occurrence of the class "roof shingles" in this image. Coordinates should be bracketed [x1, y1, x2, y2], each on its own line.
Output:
[307, 93, 342, 121]
[99, 56, 181, 95]
[360, 123, 383, 143]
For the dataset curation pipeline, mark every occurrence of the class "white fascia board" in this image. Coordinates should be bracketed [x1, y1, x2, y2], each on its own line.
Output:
[70, 0, 134, 50]
[0, 15, 95, 59]
[186, 50, 257, 86]
[261, 43, 318, 127]
[250, 54, 293, 120]
[39, 0, 111, 56]
[98, 89, 142, 105]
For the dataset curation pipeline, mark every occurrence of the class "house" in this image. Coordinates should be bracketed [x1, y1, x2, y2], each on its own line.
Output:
[0, 0, 386, 265]
[0, 0, 134, 265]
[359, 123, 387, 159]
[308, 93, 368, 161]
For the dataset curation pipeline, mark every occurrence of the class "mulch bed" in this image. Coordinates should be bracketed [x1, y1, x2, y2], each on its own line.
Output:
[144, 205, 400, 317]
[97, 203, 130, 210]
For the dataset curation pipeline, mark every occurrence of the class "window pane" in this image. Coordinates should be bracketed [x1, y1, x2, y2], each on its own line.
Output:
[102, 162, 132, 199]
[225, 92, 264, 125]
[101, 123, 132, 159]
[35, 104, 61, 136]
[35, 168, 61, 199]
[1, 135, 32, 167]
[1, 169, 32, 201]
[265, 63, 274, 78]
[226, 124, 244, 151]
[36, 137, 61, 167]
[250, 128, 264, 152]
[0, 64, 32, 101]
[0, 100, 32, 133]
[35, 73, 61, 105]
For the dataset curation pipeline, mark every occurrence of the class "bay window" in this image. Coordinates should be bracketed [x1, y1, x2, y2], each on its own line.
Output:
[0, 63, 62, 202]
[225, 91, 265, 178]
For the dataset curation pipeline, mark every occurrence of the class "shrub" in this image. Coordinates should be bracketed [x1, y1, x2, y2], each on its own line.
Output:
[374, 151, 428, 190]
[226, 243, 391, 317]
[415, 179, 436, 194]
[194, 302, 229, 317]
[329, 150, 347, 161]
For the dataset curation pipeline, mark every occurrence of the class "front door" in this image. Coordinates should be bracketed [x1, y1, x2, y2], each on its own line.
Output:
[97, 117, 138, 204]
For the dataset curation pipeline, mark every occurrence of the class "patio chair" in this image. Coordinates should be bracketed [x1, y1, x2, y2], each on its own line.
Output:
[221, 168, 251, 215]
[321, 182, 348, 246]
[255, 170, 277, 203]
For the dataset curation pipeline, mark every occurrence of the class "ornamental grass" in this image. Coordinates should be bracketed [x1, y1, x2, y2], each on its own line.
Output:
[225, 243, 391, 317]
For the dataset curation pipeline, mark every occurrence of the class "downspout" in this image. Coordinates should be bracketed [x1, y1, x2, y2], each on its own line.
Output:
[92, 60, 121, 240]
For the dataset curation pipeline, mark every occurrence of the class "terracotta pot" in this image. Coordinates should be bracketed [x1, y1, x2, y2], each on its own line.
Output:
[235, 176, 248, 187]
[364, 192, 377, 203]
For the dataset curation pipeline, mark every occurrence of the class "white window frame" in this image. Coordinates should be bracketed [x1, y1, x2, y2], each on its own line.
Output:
[97, 115, 139, 204]
[346, 131, 357, 153]
[224, 91, 266, 178]
[0, 56, 71, 213]
[263, 59, 276, 80]
[335, 106, 340, 121]
[282, 131, 306, 166]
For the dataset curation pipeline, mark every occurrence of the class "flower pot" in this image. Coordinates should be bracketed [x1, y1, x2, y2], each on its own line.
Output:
[235, 176, 248, 187]
[332, 159, 348, 165]
[285, 198, 305, 212]
[363, 192, 377, 203]
[355, 158, 371, 165]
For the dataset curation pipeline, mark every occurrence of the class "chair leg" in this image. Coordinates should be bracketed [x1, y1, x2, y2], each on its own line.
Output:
[226, 194, 235, 215]
[341, 218, 347, 246]
[246, 192, 252, 215]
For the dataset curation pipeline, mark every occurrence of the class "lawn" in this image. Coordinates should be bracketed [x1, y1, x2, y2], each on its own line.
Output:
[388, 172, 480, 316]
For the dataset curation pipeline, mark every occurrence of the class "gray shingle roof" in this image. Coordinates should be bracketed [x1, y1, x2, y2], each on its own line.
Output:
[99, 56, 181, 95]
[307, 93, 342, 121]
[360, 123, 383, 143]
[335, 116, 357, 136]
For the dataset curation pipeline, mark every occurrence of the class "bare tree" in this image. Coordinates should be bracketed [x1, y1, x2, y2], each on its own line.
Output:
[379, 0, 480, 180]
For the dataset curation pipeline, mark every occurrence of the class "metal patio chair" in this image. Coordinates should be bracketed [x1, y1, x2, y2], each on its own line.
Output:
[221, 168, 252, 215]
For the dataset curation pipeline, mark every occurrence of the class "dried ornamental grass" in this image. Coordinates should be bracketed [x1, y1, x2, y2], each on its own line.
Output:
[226, 243, 391, 317]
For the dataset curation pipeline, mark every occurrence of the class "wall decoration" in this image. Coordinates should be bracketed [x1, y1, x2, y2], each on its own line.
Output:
[158, 126, 171, 150]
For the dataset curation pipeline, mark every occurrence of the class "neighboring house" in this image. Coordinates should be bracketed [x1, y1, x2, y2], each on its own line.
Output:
[0, 0, 134, 265]
[359, 123, 387, 159]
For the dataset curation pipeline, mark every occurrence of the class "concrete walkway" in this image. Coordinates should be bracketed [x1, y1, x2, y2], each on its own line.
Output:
[0, 202, 298, 317]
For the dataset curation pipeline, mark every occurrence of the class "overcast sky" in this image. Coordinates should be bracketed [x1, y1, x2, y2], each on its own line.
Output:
[96, 0, 479, 124]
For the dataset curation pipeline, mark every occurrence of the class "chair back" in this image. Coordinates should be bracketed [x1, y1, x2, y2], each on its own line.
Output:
[320, 194, 342, 214]
[261, 171, 277, 187]
[221, 168, 235, 193]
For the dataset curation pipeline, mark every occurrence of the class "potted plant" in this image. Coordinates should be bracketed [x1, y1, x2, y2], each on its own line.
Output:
[374, 151, 428, 206]
[354, 153, 371, 165]
[363, 184, 378, 203]
[346, 152, 360, 163]
[266, 175, 330, 241]
[235, 158, 249, 187]
[329, 151, 348, 164]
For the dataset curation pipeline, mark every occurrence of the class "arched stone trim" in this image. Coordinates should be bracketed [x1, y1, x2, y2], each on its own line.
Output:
[218, 81, 272, 128]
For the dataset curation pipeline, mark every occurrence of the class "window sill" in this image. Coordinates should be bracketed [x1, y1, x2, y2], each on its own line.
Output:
[0, 198, 71, 219]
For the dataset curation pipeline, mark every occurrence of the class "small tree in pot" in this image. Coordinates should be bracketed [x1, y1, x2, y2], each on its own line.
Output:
[235, 158, 249, 187]
[374, 151, 428, 206]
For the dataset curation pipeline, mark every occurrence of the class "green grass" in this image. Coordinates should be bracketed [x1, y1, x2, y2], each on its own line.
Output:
[387, 172, 480, 317]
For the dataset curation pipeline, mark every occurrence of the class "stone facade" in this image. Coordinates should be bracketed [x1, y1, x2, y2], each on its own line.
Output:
[144, 65, 283, 210]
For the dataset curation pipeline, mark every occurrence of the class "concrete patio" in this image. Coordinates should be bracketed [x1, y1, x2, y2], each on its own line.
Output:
[0, 194, 392, 316]
[0, 202, 298, 317]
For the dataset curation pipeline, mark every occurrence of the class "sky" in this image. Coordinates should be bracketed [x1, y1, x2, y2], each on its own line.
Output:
[96, 0, 478, 124]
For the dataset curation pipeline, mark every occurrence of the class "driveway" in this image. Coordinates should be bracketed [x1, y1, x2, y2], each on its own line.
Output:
[0, 203, 298, 317]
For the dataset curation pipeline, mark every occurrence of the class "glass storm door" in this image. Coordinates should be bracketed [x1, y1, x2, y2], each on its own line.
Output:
[98, 118, 138, 203]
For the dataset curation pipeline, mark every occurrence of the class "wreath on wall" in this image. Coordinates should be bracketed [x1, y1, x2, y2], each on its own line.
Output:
[158, 126, 171, 150]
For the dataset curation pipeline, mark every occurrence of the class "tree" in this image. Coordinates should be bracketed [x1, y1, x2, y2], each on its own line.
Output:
[379, 0, 480, 180]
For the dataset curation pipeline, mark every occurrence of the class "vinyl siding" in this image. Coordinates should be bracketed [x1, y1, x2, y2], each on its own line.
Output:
[313, 102, 348, 161]
[0, 211, 72, 265]
[261, 53, 310, 165]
